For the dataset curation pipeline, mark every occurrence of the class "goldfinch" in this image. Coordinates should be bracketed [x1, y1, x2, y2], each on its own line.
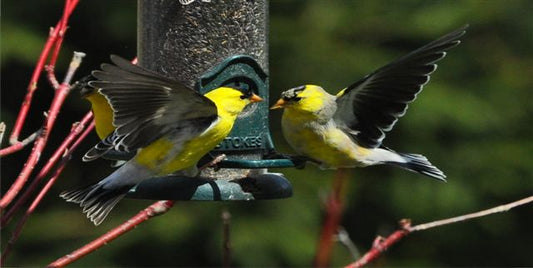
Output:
[61, 55, 262, 225]
[271, 26, 468, 181]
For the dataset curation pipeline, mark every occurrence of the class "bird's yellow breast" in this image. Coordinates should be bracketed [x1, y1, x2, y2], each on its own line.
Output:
[282, 109, 370, 168]
[135, 116, 233, 175]
[127, 86, 248, 175]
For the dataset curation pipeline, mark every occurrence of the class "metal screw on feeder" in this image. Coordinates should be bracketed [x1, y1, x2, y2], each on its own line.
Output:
[119, 0, 299, 201]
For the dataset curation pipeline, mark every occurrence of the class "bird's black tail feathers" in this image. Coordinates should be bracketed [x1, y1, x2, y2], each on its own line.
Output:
[387, 153, 446, 181]
[60, 183, 132, 225]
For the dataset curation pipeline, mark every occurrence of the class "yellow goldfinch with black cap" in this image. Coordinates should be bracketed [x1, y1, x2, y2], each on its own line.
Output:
[271, 25, 468, 181]
[61, 55, 262, 225]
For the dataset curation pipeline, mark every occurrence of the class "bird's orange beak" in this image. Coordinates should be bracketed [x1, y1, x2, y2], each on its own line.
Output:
[270, 98, 286, 110]
[249, 93, 263, 103]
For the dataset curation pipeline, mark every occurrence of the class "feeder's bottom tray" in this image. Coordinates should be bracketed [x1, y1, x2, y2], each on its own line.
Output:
[127, 172, 292, 201]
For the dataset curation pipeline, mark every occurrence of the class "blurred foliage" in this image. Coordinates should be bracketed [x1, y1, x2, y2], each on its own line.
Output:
[1, 0, 532, 267]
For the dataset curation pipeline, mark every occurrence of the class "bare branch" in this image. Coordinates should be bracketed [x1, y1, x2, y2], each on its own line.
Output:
[1, 113, 93, 228]
[345, 196, 533, 268]
[48, 201, 175, 268]
[62, 52, 86, 84]
[1, 121, 95, 264]
[222, 209, 232, 268]
[200, 154, 227, 170]
[0, 51, 85, 209]
[0, 129, 41, 157]
[314, 169, 350, 267]
[45, 65, 60, 89]
[8, 0, 79, 144]
[409, 195, 533, 232]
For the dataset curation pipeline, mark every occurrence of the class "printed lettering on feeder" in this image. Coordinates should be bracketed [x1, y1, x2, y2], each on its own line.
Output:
[215, 136, 263, 150]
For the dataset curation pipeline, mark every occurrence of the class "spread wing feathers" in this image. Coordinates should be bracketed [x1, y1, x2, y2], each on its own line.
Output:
[334, 25, 467, 148]
[87, 55, 218, 153]
[83, 132, 117, 162]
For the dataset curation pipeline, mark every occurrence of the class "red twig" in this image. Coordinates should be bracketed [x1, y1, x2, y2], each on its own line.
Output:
[47, 200, 175, 267]
[345, 195, 533, 268]
[7, 0, 79, 146]
[49, 0, 73, 68]
[222, 209, 232, 268]
[345, 221, 411, 268]
[45, 65, 60, 89]
[0, 52, 85, 209]
[314, 169, 350, 267]
[1, 112, 94, 227]
[0, 121, 95, 265]
[0, 130, 40, 157]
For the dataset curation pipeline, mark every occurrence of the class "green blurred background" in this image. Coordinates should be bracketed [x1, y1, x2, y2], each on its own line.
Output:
[1, 0, 532, 266]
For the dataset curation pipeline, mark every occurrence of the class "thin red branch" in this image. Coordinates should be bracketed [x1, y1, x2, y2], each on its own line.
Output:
[345, 195, 533, 268]
[47, 200, 175, 268]
[1, 112, 94, 227]
[55, 0, 79, 64]
[222, 209, 232, 268]
[0, 121, 95, 265]
[6, 0, 78, 147]
[345, 223, 410, 268]
[0, 52, 85, 209]
[0, 130, 40, 157]
[45, 65, 60, 89]
[48, 0, 71, 68]
[314, 169, 350, 267]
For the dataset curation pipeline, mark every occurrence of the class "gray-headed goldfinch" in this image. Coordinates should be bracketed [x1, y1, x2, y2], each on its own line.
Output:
[61, 55, 262, 225]
[271, 26, 468, 181]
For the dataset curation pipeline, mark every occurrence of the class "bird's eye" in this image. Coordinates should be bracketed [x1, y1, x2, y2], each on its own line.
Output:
[240, 95, 247, 100]
[284, 96, 302, 102]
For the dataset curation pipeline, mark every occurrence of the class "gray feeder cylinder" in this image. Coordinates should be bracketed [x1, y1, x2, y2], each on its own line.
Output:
[138, 0, 268, 87]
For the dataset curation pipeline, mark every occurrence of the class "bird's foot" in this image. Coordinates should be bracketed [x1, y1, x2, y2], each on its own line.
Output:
[263, 150, 316, 169]
[199, 153, 227, 171]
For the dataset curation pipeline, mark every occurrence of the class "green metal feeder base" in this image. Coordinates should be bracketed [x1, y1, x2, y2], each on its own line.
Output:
[127, 172, 293, 201]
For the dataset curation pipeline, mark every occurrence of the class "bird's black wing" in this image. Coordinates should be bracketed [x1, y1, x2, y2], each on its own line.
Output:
[334, 25, 467, 148]
[83, 55, 218, 161]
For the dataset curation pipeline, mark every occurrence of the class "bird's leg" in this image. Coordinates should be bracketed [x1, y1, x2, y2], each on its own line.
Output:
[263, 149, 319, 169]
[199, 153, 227, 171]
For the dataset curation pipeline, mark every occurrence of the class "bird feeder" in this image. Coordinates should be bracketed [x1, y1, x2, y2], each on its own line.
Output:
[123, 0, 297, 200]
